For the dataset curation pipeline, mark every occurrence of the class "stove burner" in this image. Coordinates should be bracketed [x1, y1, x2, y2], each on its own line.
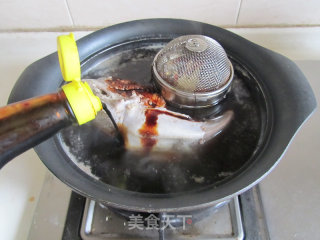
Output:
[80, 198, 242, 239]
[106, 200, 229, 228]
[61, 187, 270, 240]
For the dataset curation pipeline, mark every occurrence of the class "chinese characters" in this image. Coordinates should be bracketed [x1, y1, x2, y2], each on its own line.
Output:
[128, 214, 192, 230]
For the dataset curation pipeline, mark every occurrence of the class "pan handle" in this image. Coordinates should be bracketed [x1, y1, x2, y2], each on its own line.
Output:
[0, 91, 74, 169]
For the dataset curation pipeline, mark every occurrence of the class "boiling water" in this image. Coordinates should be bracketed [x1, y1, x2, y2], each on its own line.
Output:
[58, 41, 266, 194]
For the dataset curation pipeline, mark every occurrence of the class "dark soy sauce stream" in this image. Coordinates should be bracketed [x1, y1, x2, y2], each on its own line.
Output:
[102, 103, 123, 145]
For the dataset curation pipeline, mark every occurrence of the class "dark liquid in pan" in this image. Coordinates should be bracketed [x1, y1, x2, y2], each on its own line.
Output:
[58, 41, 266, 194]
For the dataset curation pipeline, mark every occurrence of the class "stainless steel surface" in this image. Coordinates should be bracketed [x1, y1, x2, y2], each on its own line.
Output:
[80, 198, 244, 240]
[185, 38, 208, 52]
[241, 186, 270, 240]
[152, 35, 233, 108]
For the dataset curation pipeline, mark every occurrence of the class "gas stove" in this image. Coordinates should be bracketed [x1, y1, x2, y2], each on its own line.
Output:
[28, 172, 269, 240]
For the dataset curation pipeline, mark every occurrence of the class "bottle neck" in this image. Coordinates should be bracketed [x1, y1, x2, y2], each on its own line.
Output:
[57, 89, 77, 123]
[0, 90, 76, 168]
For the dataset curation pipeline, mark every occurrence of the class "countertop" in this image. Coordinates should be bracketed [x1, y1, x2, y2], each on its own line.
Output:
[0, 29, 319, 240]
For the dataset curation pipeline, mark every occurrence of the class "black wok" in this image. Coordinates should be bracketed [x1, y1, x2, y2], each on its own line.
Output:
[8, 19, 316, 212]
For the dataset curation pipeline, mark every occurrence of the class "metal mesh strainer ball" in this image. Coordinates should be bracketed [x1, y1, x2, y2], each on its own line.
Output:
[152, 35, 234, 108]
